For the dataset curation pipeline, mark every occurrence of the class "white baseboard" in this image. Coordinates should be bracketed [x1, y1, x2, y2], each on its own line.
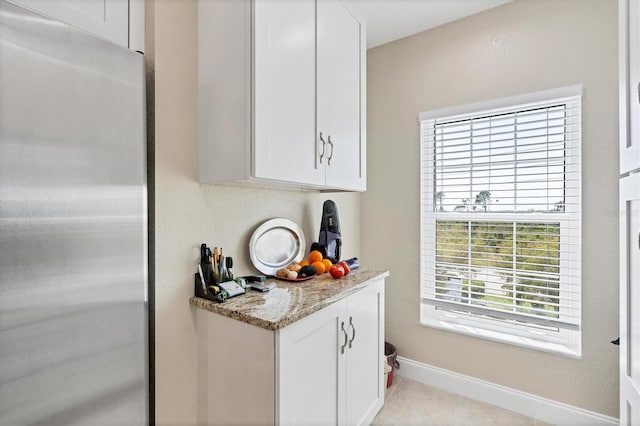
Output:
[395, 356, 618, 425]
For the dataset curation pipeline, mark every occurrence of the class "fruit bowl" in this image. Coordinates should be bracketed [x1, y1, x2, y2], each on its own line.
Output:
[274, 275, 315, 282]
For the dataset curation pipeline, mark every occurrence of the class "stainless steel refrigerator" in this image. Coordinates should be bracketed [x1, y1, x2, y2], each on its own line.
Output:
[0, 1, 149, 424]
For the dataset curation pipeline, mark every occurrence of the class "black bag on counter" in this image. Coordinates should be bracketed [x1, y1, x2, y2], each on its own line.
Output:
[311, 200, 342, 264]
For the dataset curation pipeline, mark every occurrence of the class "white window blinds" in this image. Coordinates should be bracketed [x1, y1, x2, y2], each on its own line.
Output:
[430, 103, 579, 213]
[420, 91, 581, 349]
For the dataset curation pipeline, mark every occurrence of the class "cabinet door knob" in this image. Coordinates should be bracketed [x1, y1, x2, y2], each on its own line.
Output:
[348, 316, 356, 349]
[340, 321, 348, 354]
[327, 135, 334, 166]
[319, 132, 326, 164]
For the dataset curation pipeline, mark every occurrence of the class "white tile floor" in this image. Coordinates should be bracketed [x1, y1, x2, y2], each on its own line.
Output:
[373, 376, 552, 426]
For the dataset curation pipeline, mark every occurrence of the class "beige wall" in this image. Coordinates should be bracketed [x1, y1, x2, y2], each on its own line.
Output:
[363, 0, 619, 417]
[150, 1, 362, 423]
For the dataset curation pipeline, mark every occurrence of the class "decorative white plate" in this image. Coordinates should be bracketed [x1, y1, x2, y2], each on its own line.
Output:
[249, 218, 306, 275]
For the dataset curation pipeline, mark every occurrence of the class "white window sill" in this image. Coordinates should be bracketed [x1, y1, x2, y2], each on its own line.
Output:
[420, 305, 581, 358]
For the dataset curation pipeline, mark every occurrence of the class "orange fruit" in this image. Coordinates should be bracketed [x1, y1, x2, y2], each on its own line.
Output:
[321, 258, 332, 271]
[311, 260, 326, 274]
[309, 250, 323, 263]
[299, 259, 310, 267]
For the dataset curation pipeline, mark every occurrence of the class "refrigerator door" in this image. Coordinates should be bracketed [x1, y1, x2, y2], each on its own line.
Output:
[0, 1, 148, 425]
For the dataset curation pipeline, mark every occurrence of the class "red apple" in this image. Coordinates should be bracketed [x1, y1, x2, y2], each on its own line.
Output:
[338, 261, 350, 276]
[329, 264, 345, 279]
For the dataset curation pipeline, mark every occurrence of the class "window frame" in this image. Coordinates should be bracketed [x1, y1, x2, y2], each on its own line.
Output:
[419, 86, 582, 357]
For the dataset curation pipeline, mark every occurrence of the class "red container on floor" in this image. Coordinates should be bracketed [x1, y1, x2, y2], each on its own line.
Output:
[386, 364, 394, 388]
[385, 342, 399, 388]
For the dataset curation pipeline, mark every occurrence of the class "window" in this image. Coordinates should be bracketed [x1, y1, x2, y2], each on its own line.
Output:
[419, 86, 582, 357]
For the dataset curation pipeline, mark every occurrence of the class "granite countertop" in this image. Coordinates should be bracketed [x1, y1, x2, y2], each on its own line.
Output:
[189, 269, 389, 331]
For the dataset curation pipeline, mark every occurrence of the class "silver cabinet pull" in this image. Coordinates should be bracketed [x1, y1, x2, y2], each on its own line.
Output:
[327, 135, 334, 166]
[340, 321, 348, 354]
[348, 316, 356, 349]
[319, 132, 326, 164]
[637, 81, 640, 104]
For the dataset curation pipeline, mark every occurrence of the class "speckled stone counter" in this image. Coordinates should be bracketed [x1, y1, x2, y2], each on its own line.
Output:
[189, 269, 389, 331]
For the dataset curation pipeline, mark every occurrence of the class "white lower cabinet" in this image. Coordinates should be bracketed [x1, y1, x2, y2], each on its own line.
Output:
[278, 298, 347, 424]
[620, 174, 640, 424]
[345, 283, 385, 425]
[278, 281, 384, 425]
[196, 279, 385, 425]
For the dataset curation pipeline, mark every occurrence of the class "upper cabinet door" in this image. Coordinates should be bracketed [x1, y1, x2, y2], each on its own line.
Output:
[621, 0, 640, 175]
[318, 0, 365, 191]
[253, 0, 324, 186]
[9, 0, 129, 48]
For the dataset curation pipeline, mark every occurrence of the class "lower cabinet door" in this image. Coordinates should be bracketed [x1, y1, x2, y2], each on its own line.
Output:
[277, 280, 386, 426]
[345, 280, 385, 426]
[277, 299, 348, 425]
[620, 174, 640, 425]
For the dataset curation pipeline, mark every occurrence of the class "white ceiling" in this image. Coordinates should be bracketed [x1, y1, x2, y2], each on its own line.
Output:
[352, 0, 512, 49]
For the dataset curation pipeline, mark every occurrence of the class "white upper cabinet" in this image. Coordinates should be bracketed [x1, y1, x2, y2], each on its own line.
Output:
[253, 0, 323, 187]
[198, 0, 366, 191]
[8, 0, 137, 49]
[318, 0, 365, 191]
[620, 0, 640, 175]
